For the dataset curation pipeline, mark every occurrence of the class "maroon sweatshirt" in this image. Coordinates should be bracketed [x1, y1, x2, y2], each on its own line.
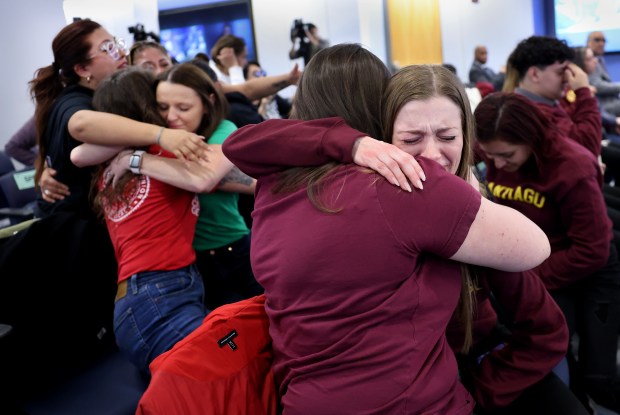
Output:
[482, 134, 612, 290]
[516, 87, 602, 157]
[446, 269, 568, 410]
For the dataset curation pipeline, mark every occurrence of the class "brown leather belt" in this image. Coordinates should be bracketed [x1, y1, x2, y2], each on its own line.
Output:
[116, 279, 128, 301]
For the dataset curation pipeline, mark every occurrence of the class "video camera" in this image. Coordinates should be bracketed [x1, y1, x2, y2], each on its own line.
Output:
[128, 23, 161, 43]
[290, 19, 311, 41]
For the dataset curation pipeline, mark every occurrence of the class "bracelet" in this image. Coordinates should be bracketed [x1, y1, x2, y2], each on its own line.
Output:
[155, 126, 165, 145]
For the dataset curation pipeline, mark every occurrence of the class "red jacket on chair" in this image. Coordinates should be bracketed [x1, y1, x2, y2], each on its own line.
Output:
[136, 295, 277, 415]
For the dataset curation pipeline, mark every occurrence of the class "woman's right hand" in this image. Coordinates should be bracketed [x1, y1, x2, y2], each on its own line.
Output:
[104, 150, 133, 187]
[39, 167, 70, 202]
[565, 62, 590, 91]
[352, 136, 426, 192]
[158, 129, 210, 162]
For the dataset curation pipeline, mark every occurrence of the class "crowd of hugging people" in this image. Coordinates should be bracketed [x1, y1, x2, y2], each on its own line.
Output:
[4, 16, 620, 415]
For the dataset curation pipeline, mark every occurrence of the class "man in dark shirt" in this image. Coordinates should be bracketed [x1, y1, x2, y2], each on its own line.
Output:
[468, 45, 505, 91]
[587, 31, 620, 116]
[509, 36, 602, 157]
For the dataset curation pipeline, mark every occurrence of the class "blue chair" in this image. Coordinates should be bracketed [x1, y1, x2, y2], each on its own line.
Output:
[0, 168, 37, 227]
[0, 168, 36, 208]
[0, 151, 15, 177]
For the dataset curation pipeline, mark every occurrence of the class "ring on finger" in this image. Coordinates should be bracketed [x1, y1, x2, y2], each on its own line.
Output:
[44, 189, 51, 196]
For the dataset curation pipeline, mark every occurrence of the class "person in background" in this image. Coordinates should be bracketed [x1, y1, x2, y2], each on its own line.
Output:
[128, 40, 173, 75]
[442, 63, 484, 110]
[507, 36, 602, 158]
[223, 45, 551, 414]
[4, 116, 36, 166]
[209, 34, 248, 85]
[446, 266, 583, 415]
[587, 31, 620, 117]
[468, 45, 505, 91]
[289, 21, 328, 66]
[475, 92, 620, 413]
[190, 58, 264, 129]
[568, 46, 620, 140]
[243, 60, 291, 120]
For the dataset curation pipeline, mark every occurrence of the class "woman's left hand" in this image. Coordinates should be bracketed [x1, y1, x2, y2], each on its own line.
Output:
[39, 167, 70, 202]
[352, 136, 426, 192]
[287, 63, 301, 86]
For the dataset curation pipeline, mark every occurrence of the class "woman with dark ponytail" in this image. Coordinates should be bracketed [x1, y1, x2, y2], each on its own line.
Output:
[31, 20, 208, 215]
[29, 19, 128, 217]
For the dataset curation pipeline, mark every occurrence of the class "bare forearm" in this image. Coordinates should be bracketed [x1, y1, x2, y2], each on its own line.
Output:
[139, 156, 224, 193]
[229, 74, 291, 101]
[69, 110, 161, 146]
[71, 143, 125, 167]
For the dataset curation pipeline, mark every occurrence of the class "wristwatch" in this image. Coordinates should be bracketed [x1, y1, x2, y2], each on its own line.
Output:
[129, 150, 145, 174]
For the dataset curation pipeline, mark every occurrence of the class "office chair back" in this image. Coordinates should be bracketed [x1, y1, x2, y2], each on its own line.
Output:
[0, 151, 15, 176]
[0, 168, 36, 209]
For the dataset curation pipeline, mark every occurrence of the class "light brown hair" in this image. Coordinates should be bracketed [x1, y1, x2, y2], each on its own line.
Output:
[157, 62, 228, 140]
[383, 65, 478, 351]
[383, 65, 474, 180]
[273, 43, 390, 211]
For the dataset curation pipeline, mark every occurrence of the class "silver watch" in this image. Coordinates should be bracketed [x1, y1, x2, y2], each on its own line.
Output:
[129, 150, 145, 174]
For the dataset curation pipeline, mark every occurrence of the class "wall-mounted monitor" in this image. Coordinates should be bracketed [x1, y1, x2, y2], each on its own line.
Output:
[160, 25, 209, 63]
[159, 1, 256, 63]
[554, 0, 620, 52]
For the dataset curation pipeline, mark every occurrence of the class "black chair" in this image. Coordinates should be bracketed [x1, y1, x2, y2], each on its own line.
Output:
[602, 141, 620, 186]
[0, 168, 36, 227]
[0, 211, 144, 414]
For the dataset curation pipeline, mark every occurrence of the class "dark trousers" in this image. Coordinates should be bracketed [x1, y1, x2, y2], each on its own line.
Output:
[195, 234, 263, 310]
[0, 212, 118, 403]
[550, 243, 620, 411]
[474, 372, 589, 415]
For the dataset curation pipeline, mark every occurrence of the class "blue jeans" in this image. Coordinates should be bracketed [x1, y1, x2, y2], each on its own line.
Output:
[113, 264, 208, 373]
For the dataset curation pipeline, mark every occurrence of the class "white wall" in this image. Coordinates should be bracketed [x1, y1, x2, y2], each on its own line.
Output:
[0, 0, 66, 154]
[439, 0, 535, 85]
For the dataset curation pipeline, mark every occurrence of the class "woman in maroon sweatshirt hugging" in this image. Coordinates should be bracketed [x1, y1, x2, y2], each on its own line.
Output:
[222, 44, 553, 415]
